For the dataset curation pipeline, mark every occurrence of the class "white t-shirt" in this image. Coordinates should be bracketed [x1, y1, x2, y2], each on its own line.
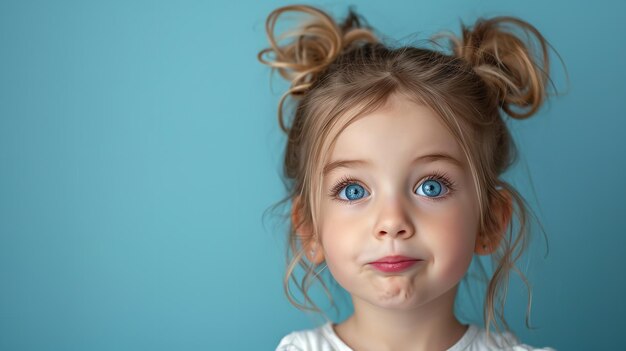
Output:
[276, 322, 556, 351]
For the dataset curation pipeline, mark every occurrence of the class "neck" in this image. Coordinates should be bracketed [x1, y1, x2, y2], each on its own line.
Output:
[335, 284, 468, 351]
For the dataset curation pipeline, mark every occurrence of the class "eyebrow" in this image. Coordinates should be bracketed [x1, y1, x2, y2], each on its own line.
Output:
[323, 153, 465, 176]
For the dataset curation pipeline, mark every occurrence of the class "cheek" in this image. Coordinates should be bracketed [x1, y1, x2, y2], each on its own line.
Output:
[425, 201, 478, 279]
[322, 236, 357, 289]
[319, 208, 362, 284]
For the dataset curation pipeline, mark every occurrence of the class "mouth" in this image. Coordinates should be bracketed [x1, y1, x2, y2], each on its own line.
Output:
[368, 255, 423, 273]
[370, 255, 422, 264]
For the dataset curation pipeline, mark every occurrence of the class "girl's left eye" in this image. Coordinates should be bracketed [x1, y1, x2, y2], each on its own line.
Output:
[414, 172, 457, 200]
[416, 179, 448, 198]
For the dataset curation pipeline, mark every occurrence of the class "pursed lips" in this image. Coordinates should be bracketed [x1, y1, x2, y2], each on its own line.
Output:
[369, 255, 422, 264]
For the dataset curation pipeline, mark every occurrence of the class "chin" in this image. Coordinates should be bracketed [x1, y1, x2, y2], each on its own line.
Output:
[371, 285, 421, 309]
[372, 297, 422, 311]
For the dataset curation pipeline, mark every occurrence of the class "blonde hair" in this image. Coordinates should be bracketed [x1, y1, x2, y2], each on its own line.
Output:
[258, 4, 566, 341]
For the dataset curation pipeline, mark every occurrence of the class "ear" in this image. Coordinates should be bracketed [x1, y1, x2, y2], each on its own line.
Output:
[475, 188, 513, 255]
[291, 195, 325, 264]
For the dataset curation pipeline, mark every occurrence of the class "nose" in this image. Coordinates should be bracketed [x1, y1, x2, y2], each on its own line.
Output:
[374, 198, 416, 240]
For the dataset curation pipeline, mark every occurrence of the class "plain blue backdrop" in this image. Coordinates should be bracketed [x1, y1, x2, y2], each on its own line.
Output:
[1, 0, 624, 350]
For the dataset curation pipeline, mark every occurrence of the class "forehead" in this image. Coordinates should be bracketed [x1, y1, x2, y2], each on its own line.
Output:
[327, 94, 465, 170]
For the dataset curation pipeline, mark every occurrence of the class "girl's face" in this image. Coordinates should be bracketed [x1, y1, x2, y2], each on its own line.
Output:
[319, 93, 479, 310]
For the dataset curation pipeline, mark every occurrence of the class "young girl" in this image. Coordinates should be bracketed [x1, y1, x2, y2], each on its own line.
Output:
[258, 4, 563, 351]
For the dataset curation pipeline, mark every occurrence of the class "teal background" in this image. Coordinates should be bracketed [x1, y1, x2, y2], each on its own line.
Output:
[1, 0, 624, 350]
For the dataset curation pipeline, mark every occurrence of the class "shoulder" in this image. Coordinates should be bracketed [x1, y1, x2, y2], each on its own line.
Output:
[466, 325, 557, 351]
[275, 322, 350, 351]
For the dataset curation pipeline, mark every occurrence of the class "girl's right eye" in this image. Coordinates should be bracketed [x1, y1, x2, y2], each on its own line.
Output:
[329, 176, 370, 203]
[338, 182, 370, 201]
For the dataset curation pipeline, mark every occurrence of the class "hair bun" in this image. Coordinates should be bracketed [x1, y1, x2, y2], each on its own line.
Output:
[444, 16, 556, 119]
[258, 5, 379, 131]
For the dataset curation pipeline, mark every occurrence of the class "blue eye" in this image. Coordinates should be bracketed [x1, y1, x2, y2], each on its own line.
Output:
[338, 183, 370, 201]
[416, 179, 446, 198]
[329, 172, 456, 204]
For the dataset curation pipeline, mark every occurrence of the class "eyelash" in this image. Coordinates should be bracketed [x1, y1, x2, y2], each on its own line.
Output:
[328, 171, 457, 204]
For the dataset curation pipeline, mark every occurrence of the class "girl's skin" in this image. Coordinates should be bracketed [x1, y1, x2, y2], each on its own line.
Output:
[293, 92, 512, 351]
